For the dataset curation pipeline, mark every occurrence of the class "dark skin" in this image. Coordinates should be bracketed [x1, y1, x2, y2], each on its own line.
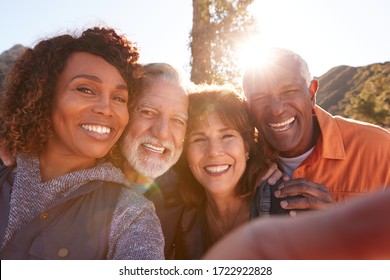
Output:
[275, 116, 333, 215]
[275, 178, 334, 215]
[245, 57, 334, 215]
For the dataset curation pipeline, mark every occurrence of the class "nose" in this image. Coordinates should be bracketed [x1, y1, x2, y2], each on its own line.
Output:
[151, 117, 170, 141]
[207, 139, 224, 157]
[269, 98, 286, 116]
[93, 95, 113, 117]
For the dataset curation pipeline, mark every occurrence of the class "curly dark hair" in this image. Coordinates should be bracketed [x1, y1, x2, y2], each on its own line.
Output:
[0, 27, 139, 164]
[176, 84, 275, 207]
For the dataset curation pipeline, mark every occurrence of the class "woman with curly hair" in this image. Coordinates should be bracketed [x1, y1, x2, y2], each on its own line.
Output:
[0, 27, 164, 259]
[173, 84, 285, 259]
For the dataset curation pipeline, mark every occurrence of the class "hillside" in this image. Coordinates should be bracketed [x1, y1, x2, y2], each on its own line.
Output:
[316, 62, 390, 114]
[0, 45, 389, 126]
[316, 62, 390, 126]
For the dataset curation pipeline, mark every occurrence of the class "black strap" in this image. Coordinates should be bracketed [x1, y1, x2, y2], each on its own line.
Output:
[0, 166, 15, 250]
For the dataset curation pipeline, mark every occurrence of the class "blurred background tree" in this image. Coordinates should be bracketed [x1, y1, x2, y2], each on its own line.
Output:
[190, 0, 257, 86]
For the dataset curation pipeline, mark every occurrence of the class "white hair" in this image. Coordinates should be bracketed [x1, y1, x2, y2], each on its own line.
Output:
[138, 62, 190, 93]
[242, 48, 312, 95]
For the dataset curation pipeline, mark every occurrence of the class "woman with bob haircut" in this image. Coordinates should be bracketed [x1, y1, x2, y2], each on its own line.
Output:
[173, 84, 285, 259]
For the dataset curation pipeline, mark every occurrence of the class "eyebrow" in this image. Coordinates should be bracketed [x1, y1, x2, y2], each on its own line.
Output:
[218, 127, 234, 133]
[176, 112, 189, 121]
[188, 131, 205, 138]
[137, 99, 188, 121]
[137, 99, 156, 109]
[189, 126, 233, 137]
[251, 80, 303, 99]
[71, 74, 128, 90]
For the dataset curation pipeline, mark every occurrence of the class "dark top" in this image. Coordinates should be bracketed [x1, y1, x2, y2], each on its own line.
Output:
[172, 180, 285, 259]
[146, 168, 185, 259]
[0, 166, 123, 259]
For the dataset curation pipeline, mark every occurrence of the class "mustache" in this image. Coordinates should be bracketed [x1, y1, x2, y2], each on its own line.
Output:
[137, 135, 175, 153]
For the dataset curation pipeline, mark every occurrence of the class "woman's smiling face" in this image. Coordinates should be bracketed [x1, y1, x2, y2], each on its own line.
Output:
[49, 52, 129, 160]
[187, 112, 247, 196]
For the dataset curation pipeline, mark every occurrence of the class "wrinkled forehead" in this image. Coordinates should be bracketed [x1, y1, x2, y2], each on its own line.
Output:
[137, 80, 188, 116]
[244, 58, 306, 96]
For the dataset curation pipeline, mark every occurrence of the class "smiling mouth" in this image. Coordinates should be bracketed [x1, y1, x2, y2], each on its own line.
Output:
[81, 124, 112, 134]
[204, 164, 230, 174]
[142, 143, 166, 154]
[268, 117, 295, 132]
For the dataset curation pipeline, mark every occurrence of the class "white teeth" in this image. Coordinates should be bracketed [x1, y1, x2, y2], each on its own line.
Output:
[269, 117, 295, 127]
[205, 165, 230, 174]
[81, 124, 111, 134]
[143, 143, 165, 154]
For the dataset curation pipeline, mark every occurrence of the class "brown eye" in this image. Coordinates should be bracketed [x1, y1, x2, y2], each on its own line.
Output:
[173, 118, 186, 126]
[139, 109, 157, 118]
[113, 96, 127, 103]
[192, 137, 205, 143]
[222, 134, 235, 139]
[76, 87, 94, 95]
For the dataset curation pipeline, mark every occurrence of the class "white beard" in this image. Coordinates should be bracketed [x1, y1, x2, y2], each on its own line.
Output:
[121, 134, 182, 179]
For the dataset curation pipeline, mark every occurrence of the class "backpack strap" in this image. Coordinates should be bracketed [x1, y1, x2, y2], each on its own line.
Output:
[0, 166, 15, 248]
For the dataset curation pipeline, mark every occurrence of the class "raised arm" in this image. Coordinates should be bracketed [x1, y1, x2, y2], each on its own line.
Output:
[204, 189, 390, 259]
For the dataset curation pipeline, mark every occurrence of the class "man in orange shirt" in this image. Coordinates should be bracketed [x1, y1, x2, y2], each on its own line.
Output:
[243, 48, 390, 214]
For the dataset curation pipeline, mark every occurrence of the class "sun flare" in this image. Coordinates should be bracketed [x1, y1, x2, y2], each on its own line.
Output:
[237, 36, 274, 76]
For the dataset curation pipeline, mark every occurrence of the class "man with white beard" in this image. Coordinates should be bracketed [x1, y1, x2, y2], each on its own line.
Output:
[120, 63, 188, 193]
[120, 63, 189, 259]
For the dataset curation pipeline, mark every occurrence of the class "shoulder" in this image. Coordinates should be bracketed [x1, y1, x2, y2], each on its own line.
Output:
[333, 116, 390, 148]
[117, 187, 156, 215]
[109, 186, 164, 259]
[334, 115, 389, 135]
[93, 161, 133, 187]
[316, 106, 390, 145]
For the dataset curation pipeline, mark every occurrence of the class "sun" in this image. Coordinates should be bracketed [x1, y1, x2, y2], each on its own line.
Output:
[236, 36, 275, 77]
[235, 2, 282, 77]
[236, 1, 297, 79]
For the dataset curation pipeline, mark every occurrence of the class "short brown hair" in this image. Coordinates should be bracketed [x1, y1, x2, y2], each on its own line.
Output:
[177, 84, 272, 207]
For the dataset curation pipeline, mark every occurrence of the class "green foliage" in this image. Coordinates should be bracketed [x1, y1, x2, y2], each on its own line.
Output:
[317, 62, 390, 127]
[344, 65, 390, 126]
[190, 0, 257, 86]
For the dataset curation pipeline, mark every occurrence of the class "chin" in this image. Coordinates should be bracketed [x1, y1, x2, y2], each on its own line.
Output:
[84, 149, 112, 160]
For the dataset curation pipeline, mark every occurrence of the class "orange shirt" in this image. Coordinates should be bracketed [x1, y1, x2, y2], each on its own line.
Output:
[292, 106, 390, 202]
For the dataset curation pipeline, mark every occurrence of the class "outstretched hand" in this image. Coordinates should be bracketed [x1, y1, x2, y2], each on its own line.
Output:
[274, 178, 334, 216]
[204, 189, 390, 260]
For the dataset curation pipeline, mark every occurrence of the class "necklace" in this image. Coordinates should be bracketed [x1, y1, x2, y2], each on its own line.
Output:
[207, 201, 245, 237]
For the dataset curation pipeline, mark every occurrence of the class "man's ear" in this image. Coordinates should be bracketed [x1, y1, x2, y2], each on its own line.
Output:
[309, 79, 319, 107]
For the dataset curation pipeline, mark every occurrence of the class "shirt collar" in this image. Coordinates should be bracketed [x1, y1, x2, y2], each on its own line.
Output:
[314, 105, 346, 160]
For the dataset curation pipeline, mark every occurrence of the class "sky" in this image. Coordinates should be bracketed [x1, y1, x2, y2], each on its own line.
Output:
[0, 0, 389, 78]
